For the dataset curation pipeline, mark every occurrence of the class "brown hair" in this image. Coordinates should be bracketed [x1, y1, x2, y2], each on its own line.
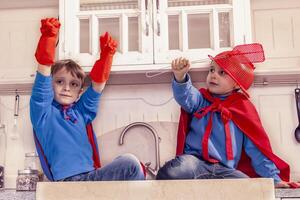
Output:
[51, 59, 86, 87]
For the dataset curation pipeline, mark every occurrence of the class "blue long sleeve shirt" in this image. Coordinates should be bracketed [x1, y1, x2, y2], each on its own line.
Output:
[172, 74, 281, 183]
[30, 72, 101, 180]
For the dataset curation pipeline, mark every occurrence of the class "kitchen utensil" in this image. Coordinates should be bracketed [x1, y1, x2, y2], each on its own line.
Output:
[11, 93, 20, 139]
[294, 88, 300, 143]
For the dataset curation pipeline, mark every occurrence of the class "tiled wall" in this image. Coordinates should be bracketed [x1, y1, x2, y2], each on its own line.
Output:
[0, 94, 33, 188]
[1, 82, 300, 188]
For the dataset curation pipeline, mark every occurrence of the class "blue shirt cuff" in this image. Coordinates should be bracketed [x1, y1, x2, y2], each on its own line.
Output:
[172, 73, 192, 93]
[32, 71, 53, 99]
[35, 71, 52, 84]
[85, 85, 102, 99]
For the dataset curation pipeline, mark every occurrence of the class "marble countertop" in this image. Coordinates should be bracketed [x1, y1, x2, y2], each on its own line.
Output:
[0, 188, 299, 200]
[275, 188, 300, 198]
[0, 189, 35, 200]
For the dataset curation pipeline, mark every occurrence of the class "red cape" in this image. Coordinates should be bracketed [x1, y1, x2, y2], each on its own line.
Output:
[176, 88, 290, 181]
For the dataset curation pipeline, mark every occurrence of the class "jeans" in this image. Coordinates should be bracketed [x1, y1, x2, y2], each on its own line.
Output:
[156, 154, 248, 180]
[62, 153, 145, 181]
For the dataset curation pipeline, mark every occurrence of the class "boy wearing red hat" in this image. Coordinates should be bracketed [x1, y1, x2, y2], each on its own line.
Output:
[156, 44, 299, 188]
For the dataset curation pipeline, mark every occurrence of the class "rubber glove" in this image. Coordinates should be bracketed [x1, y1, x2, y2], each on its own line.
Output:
[35, 18, 60, 65]
[90, 32, 118, 83]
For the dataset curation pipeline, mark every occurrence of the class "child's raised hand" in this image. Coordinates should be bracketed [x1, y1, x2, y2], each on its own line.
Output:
[90, 32, 118, 83]
[171, 57, 190, 82]
[35, 18, 61, 65]
[100, 32, 117, 56]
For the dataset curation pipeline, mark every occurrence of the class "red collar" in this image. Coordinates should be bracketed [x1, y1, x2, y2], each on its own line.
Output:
[194, 89, 240, 162]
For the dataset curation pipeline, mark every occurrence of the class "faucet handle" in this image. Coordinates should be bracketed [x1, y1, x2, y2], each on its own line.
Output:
[145, 162, 151, 167]
[144, 161, 157, 176]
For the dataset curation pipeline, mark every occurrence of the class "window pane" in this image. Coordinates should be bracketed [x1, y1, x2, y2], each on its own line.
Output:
[188, 14, 210, 49]
[80, 19, 90, 53]
[219, 12, 231, 48]
[168, 0, 230, 7]
[168, 15, 179, 50]
[98, 18, 120, 52]
[128, 17, 138, 51]
[80, 0, 138, 11]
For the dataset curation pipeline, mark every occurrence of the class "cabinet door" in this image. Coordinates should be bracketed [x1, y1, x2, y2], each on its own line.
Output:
[60, 0, 153, 72]
[251, 0, 300, 74]
[0, 8, 58, 83]
[153, 0, 252, 65]
[60, 0, 251, 72]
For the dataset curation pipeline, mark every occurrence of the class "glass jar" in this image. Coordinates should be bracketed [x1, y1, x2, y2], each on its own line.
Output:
[24, 152, 39, 170]
[16, 169, 39, 191]
[24, 152, 43, 181]
[0, 124, 6, 190]
[0, 166, 3, 190]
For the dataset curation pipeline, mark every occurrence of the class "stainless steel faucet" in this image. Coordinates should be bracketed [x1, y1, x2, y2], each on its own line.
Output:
[119, 122, 161, 176]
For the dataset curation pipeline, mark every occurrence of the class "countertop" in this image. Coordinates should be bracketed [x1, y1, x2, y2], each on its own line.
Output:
[0, 188, 300, 200]
[0, 189, 35, 200]
[275, 188, 300, 198]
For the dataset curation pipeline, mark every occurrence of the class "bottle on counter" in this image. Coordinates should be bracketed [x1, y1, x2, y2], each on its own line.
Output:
[24, 152, 43, 181]
[0, 166, 3, 190]
[0, 124, 6, 190]
[16, 169, 39, 191]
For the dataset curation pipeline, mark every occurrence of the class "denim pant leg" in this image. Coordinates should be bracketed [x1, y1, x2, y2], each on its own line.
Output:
[212, 163, 249, 179]
[63, 153, 145, 181]
[156, 154, 212, 180]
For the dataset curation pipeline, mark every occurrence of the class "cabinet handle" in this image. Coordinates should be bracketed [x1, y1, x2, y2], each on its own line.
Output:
[156, 0, 160, 36]
[145, 0, 149, 36]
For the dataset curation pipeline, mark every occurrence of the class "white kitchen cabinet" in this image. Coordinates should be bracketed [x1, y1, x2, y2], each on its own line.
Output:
[0, 3, 58, 85]
[251, 0, 300, 75]
[59, 0, 252, 72]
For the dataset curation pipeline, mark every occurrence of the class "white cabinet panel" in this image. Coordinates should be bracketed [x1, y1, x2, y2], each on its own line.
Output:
[251, 86, 300, 180]
[251, 0, 300, 74]
[253, 9, 300, 58]
[0, 8, 58, 84]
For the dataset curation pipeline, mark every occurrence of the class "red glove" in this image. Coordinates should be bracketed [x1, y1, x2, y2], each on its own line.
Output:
[35, 18, 61, 65]
[90, 32, 118, 83]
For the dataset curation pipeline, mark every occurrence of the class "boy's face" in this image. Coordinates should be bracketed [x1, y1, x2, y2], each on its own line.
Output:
[52, 67, 83, 106]
[206, 61, 239, 96]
